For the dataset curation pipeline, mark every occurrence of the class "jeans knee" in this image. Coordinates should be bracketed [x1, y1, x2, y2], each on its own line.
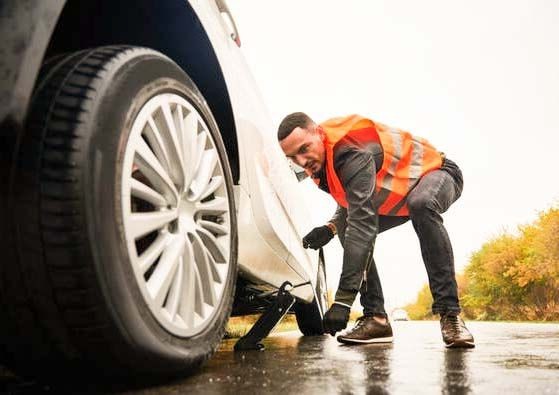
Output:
[407, 194, 434, 217]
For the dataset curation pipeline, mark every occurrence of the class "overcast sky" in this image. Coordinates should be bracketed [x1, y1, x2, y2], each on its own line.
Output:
[228, 0, 559, 310]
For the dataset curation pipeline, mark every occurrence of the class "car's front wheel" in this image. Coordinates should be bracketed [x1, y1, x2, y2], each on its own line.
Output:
[2, 46, 237, 378]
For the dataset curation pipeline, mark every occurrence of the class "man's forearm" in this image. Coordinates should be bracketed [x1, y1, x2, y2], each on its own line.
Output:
[335, 224, 377, 306]
[332, 144, 380, 307]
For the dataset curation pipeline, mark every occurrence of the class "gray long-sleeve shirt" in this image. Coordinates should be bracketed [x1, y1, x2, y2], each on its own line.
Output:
[314, 139, 384, 306]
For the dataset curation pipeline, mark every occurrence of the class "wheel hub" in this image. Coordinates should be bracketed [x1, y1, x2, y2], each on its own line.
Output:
[176, 197, 196, 233]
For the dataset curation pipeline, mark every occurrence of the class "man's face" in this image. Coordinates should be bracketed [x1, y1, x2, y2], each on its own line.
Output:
[279, 125, 325, 174]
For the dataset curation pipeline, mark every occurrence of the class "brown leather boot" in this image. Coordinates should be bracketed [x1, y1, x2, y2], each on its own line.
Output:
[337, 316, 393, 344]
[440, 314, 475, 348]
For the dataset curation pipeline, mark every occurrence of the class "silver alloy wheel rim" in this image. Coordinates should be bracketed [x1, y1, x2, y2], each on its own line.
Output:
[121, 93, 231, 337]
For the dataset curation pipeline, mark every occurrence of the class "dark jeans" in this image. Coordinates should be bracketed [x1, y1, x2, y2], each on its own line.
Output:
[341, 158, 464, 316]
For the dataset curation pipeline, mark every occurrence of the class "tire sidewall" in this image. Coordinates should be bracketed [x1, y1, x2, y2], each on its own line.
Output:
[82, 49, 237, 370]
[295, 252, 328, 335]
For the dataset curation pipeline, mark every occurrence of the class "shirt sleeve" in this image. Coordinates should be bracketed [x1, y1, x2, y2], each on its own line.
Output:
[328, 204, 347, 234]
[332, 143, 380, 306]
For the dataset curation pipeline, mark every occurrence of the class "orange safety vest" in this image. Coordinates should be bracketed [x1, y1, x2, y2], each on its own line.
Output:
[315, 115, 443, 216]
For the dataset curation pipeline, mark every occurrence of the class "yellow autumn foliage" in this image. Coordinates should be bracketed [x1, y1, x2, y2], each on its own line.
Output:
[406, 206, 559, 321]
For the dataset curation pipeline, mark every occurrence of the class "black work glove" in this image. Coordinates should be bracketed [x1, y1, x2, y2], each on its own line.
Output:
[323, 303, 350, 336]
[302, 225, 334, 249]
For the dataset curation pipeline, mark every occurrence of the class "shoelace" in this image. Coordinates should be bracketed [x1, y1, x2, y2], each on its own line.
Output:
[445, 315, 461, 336]
[353, 316, 368, 330]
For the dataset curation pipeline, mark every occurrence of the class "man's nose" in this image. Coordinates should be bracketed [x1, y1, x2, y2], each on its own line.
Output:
[293, 154, 306, 167]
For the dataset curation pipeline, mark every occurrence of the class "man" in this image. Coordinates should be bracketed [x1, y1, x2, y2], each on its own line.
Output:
[278, 112, 474, 348]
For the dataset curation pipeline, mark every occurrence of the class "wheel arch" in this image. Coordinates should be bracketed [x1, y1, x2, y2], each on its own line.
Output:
[1, 0, 240, 183]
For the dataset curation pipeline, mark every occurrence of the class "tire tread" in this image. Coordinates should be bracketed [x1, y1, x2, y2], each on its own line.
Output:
[2, 46, 135, 376]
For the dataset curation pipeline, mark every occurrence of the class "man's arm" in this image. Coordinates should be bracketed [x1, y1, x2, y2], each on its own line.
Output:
[332, 144, 380, 307]
[327, 205, 347, 236]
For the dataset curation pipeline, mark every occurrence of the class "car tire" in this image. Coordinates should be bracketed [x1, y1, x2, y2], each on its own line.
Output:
[2, 46, 237, 379]
[294, 250, 328, 336]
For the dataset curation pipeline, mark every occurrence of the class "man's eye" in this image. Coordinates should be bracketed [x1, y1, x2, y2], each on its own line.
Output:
[299, 145, 308, 154]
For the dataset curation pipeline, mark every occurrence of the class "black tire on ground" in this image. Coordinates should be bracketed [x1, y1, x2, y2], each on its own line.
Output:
[295, 249, 328, 336]
[2, 46, 237, 379]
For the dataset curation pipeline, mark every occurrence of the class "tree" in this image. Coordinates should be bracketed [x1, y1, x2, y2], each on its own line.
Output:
[406, 206, 559, 321]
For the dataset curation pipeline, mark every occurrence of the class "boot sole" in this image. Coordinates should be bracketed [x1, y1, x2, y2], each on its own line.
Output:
[445, 340, 475, 348]
[337, 336, 393, 344]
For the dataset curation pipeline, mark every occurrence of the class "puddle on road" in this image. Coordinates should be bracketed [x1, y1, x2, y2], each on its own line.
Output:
[503, 355, 559, 370]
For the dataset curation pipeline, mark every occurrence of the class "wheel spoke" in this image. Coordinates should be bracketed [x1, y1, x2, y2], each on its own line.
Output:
[135, 138, 178, 204]
[192, 255, 205, 316]
[205, 243, 223, 285]
[147, 235, 184, 306]
[138, 232, 171, 274]
[200, 176, 224, 201]
[189, 148, 218, 200]
[130, 178, 168, 207]
[179, 238, 196, 327]
[166, 256, 184, 319]
[161, 102, 186, 187]
[174, 105, 189, 189]
[181, 112, 199, 189]
[195, 196, 228, 215]
[144, 116, 172, 176]
[129, 209, 178, 239]
[196, 226, 227, 264]
[198, 219, 228, 236]
[191, 231, 218, 307]
[192, 129, 208, 180]
[173, 104, 185, 150]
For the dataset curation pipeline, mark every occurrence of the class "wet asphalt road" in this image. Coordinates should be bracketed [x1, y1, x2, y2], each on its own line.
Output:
[3, 321, 558, 394]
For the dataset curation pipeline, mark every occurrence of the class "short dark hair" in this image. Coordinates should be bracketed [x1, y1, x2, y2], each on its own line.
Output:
[277, 112, 314, 141]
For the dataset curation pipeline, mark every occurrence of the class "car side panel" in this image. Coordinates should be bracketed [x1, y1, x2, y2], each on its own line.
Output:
[187, 1, 318, 298]
[235, 186, 312, 301]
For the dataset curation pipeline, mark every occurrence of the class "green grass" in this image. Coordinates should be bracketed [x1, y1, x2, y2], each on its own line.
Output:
[225, 314, 301, 339]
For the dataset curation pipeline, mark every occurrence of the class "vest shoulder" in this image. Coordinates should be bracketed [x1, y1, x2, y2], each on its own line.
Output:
[320, 114, 375, 128]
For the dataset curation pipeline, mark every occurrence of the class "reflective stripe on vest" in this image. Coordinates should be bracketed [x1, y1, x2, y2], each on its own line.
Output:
[319, 115, 442, 216]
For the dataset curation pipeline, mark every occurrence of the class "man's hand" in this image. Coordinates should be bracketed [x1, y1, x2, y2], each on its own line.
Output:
[323, 303, 350, 336]
[302, 225, 334, 249]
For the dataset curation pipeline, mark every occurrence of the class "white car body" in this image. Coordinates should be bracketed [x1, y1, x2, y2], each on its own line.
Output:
[189, 0, 319, 302]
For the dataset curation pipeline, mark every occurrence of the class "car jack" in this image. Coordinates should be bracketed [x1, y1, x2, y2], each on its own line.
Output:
[234, 281, 297, 351]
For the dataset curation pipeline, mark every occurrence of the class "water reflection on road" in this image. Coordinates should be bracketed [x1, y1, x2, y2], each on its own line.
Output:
[3, 321, 557, 394]
[122, 321, 558, 394]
